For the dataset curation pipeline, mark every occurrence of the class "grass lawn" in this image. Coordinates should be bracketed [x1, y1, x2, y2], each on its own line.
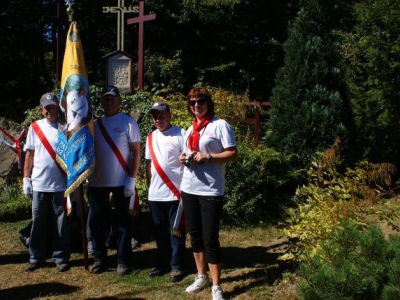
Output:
[0, 216, 296, 299]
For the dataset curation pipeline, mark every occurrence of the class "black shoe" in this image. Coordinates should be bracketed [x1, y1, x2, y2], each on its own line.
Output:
[169, 269, 185, 282]
[148, 267, 168, 277]
[56, 262, 70, 272]
[91, 261, 105, 274]
[24, 262, 42, 272]
[117, 264, 130, 276]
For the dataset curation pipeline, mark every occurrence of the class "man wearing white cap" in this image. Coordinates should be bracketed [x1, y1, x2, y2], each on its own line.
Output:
[23, 92, 70, 273]
[87, 86, 141, 276]
[146, 101, 186, 282]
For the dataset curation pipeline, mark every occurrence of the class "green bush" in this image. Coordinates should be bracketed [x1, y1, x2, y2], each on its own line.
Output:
[382, 235, 400, 300]
[282, 139, 400, 262]
[298, 222, 387, 300]
[0, 182, 31, 221]
[223, 130, 300, 225]
[298, 220, 400, 300]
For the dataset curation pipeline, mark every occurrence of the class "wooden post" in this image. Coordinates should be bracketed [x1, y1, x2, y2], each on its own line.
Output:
[127, 1, 156, 91]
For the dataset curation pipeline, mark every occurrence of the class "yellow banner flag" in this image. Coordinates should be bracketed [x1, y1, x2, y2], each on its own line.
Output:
[57, 21, 95, 198]
[60, 21, 88, 91]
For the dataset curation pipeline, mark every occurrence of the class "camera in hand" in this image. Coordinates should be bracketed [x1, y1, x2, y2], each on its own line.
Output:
[184, 154, 194, 168]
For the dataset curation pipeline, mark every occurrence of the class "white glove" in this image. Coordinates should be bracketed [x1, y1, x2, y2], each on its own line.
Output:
[123, 177, 136, 198]
[23, 177, 33, 198]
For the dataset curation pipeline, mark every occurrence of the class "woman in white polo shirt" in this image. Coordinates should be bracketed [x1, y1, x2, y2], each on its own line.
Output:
[179, 87, 238, 300]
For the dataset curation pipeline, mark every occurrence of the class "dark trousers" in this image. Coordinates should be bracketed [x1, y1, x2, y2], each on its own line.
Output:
[87, 187, 132, 265]
[181, 191, 224, 264]
[148, 200, 186, 271]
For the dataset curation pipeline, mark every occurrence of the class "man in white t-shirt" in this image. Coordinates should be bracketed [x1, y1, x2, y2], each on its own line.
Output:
[146, 101, 186, 282]
[87, 86, 141, 276]
[23, 92, 69, 273]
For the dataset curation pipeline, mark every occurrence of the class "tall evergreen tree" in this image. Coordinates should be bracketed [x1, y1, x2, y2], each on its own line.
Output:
[343, 0, 400, 167]
[266, 0, 350, 172]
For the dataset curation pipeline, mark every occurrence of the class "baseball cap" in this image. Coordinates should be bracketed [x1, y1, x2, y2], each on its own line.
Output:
[40, 92, 59, 107]
[102, 85, 120, 97]
[148, 102, 170, 114]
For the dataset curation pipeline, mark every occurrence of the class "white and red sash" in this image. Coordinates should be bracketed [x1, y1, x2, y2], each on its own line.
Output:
[31, 121, 70, 212]
[97, 117, 139, 216]
[148, 131, 185, 237]
[32, 121, 65, 173]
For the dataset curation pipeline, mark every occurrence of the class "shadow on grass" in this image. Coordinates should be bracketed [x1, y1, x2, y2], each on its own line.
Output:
[0, 282, 80, 300]
[0, 251, 26, 265]
[222, 246, 296, 298]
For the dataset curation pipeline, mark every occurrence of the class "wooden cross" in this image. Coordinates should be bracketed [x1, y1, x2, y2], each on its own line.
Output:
[103, 0, 138, 51]
[127, 0, 156, 91]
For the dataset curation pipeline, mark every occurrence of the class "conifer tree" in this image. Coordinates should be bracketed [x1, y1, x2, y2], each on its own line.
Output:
[344, 0, 400, 167]
[266, 0, 349, 172]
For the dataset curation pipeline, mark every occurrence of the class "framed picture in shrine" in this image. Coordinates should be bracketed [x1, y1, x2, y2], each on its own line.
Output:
[103, 50, 133, 94]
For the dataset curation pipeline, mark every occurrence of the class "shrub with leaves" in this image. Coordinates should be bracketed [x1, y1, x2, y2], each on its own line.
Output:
[298, 221, 391, 300]
[0, 182, 31, 221]
[382, 234, 400, 300]
[282, 138, 400, 261]
[223, 131, 300, 225]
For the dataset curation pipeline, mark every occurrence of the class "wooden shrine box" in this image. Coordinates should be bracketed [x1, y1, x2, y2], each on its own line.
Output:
[103, 50, 134, 94]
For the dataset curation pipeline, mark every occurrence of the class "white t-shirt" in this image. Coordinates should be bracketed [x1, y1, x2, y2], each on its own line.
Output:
[24, 119, 66, 192]
[145, 126, 185, 201]
[88, 113, 141, 187]
[180, 117, 236, 196]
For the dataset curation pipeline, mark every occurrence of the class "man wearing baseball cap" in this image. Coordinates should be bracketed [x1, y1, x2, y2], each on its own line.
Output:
[23, 92, 70, 273]
[87, 86, 141, 275]
[146, 101, 187, 282]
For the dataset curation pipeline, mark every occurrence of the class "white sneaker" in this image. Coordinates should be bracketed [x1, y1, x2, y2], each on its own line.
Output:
[185, 275, 210, 293]
[212, 285, 225, 300]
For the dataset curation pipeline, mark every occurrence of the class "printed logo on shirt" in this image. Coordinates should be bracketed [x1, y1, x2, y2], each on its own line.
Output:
[163, 140, 177, 147]
[113, 127, 123, 133]
[204, 131, 215, 137]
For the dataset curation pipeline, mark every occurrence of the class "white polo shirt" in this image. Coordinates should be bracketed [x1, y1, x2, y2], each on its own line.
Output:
[88, 113, 141, 187]
[145, 126, 185, 201]
[180, 117, 236, 196]
[24, 119, 66, 192]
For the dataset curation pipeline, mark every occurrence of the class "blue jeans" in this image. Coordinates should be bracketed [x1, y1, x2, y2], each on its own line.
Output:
[148, 200, 186, 271]
[29, 191, 70, 264]
[87, 187, 132, 265]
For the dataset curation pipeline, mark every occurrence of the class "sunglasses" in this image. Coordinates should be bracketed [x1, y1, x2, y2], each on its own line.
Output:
[44, 105, 57, 110]
[189, 98, 206, 106]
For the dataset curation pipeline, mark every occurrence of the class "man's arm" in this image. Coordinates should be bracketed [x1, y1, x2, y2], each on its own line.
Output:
[146, 160, 151, 187]
[24, 149, 34, 177]
[129, 141, 141, 178]
[23, 149, 34, 197]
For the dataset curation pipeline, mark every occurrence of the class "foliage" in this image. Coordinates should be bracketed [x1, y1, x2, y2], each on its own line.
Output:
[266, 0, 350, 172]
[0, 182, 31, 221]
[382, 234, 400, 300]
[282, 139, 400, 261]
[223, 130, 301, 225]
[298, 220, 396, 300]
[339, 0, 400, 167]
